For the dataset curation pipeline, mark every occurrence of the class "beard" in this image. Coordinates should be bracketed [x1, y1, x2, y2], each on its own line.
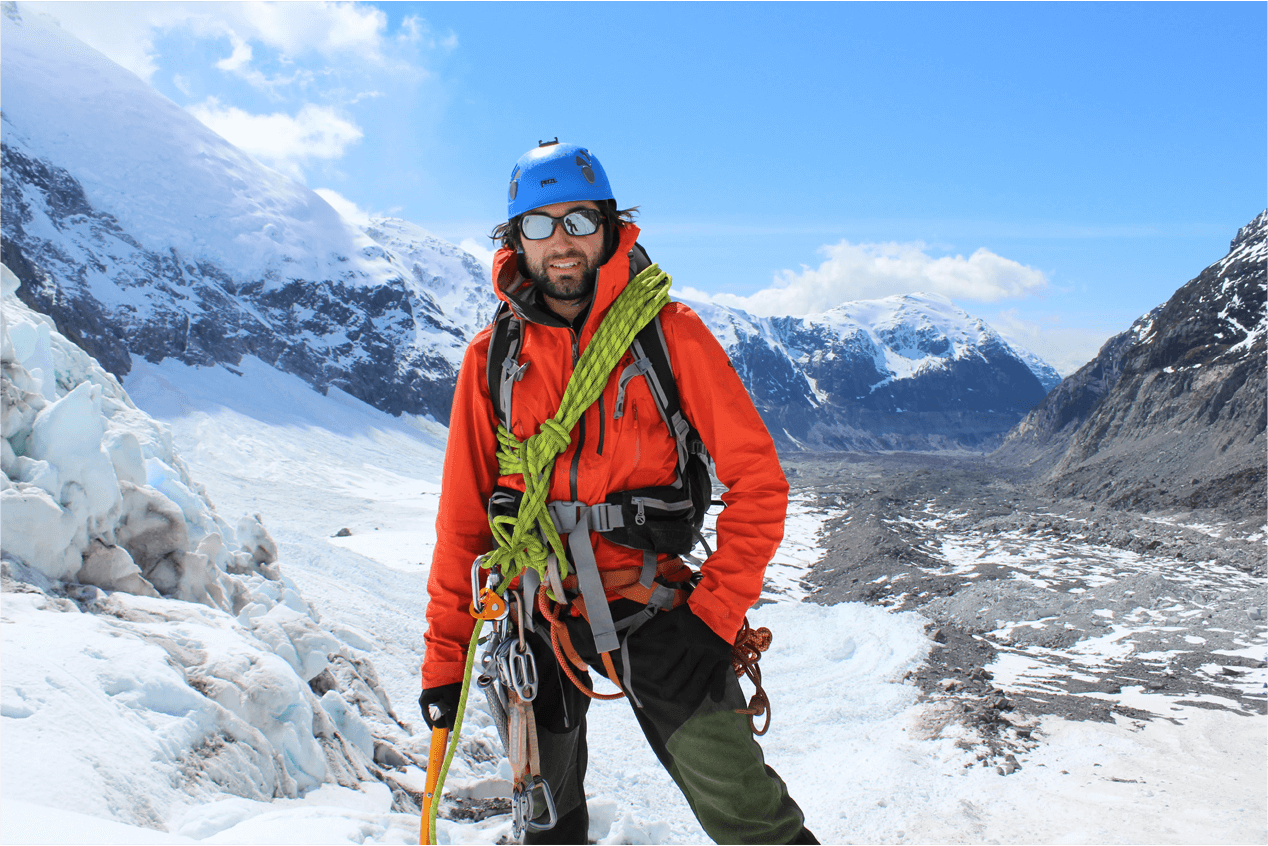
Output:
[526, 248, 600, 302]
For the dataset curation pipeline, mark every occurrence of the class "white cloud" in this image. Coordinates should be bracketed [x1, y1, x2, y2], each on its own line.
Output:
[188, 98, 363, 182]
[233, 1, 389, 58]
[26, 0, 201, 80]
[314, 188, 370, 226]
[986, 309, 1115, 377]
[681, 240, 1049, 317]
[459, 239, 495, 270]
[27, 1, 412, 86]
[215, 34, 253, 72]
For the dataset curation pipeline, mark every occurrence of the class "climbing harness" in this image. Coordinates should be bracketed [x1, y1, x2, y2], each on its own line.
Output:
[422, 263, 672, 842]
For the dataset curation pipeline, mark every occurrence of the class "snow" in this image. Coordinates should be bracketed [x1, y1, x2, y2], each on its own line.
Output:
[0, 5, 379, 286]
[105, 351, 1267, 843]
[0, 3, 1258, 838]
[1, 3, 488, 396]
[3, 256, 1264, 844]
[362, 218, 500, 338]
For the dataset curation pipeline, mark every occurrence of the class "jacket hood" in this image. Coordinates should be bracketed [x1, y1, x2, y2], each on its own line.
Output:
[491, 224, 643, 337]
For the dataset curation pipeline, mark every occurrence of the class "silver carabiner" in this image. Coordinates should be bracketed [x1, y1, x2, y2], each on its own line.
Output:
[470, 555, 486, 612]
[512, 777, 557, 837]
[496, 639, 538, 701]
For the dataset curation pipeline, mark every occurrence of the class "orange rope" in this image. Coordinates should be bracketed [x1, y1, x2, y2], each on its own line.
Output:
[731, 618, 773, 735]
[537, 585, 624, 700]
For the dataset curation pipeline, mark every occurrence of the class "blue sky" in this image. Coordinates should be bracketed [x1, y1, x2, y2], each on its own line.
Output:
[28, 1, 1267, 373]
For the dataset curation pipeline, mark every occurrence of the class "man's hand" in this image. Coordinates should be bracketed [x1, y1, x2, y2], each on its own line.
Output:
[418, 682, 463, 730]
[631, 604, 732, 704]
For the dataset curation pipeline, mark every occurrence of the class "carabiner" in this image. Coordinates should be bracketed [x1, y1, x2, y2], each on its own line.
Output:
[512, 776, 558, 838]
[470, 556, 508, 620]
[496, 638, 538, 701]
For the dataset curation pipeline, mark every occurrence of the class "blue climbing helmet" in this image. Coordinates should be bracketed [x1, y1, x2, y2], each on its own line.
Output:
[507, 139, 614, 219]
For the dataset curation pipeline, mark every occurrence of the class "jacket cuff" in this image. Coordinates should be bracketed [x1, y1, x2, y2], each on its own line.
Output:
[688, 587, 743, 644]
[421, 660, 469, 690]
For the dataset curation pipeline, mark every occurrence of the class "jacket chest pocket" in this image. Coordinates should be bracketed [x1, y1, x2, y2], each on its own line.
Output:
[611, 371, 663, 470]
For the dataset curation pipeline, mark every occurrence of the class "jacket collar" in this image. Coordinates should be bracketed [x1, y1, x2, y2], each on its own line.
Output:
[491, 224, 643, 334]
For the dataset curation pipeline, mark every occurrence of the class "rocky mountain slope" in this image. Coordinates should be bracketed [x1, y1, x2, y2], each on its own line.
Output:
[998, 210, 1267, 517]
[0, 5, 477, 423]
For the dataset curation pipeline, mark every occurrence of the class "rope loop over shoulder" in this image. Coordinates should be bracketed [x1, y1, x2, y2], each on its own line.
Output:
[482, 265, 673, 591]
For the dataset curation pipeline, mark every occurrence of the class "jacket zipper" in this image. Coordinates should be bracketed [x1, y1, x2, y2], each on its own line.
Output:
[633, 404, 641, 466]
[596, 395, 606, 456]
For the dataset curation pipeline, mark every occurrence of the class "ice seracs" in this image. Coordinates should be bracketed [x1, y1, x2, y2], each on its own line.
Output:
[1, 261, 425, 829]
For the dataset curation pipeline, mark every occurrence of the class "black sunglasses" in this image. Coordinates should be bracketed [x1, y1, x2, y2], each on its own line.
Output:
[519, 208, 603, 240]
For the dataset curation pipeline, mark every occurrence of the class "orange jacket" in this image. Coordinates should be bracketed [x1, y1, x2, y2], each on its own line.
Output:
[422, 223, 789, 689]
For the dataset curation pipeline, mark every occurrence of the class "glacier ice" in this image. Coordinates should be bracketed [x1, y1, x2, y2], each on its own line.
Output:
[1, 262, 424, 827]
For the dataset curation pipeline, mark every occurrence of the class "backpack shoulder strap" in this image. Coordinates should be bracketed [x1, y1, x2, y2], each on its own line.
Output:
[486, 302, 527, 431]
[630, 314, 710, 476]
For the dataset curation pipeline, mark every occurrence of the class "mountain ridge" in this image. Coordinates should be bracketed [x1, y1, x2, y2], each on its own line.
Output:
[997, 210, 1267, 517]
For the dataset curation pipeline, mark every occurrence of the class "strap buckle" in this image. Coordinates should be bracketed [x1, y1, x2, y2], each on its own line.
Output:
[548, 500, 586, 533]
[547, 500, 623, 534]
[589, 503, 622, 533]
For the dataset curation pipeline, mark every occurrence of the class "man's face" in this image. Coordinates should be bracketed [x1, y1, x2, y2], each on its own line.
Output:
[519, 200, 605, 303]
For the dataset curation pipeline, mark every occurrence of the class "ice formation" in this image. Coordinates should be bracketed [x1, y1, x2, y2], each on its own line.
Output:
[1, 263, 423, 828]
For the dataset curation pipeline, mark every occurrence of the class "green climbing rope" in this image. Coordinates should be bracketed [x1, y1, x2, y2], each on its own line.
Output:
[427, 597, 498, 845]
[483, 263, 672, 588]
[426, 264, 672, 843]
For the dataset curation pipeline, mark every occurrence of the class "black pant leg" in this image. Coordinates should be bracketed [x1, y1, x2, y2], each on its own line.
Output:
[523, 620, 592, 844]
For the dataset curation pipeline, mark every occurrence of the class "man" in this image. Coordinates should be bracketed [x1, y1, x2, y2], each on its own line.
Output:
[420, 140, 817, 845]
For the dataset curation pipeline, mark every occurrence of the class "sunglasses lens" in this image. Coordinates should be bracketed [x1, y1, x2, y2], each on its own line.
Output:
[562, 211, 599, 236]
[520, 214, 554, 240]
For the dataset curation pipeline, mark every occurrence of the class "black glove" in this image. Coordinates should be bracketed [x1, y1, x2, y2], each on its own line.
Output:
[629, 604, 732, 705]
[418, 682, 462, 730]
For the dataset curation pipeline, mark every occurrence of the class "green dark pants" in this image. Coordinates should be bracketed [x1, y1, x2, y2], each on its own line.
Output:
[515, 599, 808, 845]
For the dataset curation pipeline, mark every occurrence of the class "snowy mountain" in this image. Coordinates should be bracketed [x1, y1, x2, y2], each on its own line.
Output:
[0, 5, 474, 422]
[998, 210, 1268, 517]
[362, 217, 498, 337]
[681, 291, 1060, 452]
[6, 262, 1260, 843]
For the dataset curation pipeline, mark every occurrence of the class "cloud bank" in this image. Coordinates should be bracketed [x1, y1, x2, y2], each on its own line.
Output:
[189, 99, 362, 182]
[680, 240, 1049, 317]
